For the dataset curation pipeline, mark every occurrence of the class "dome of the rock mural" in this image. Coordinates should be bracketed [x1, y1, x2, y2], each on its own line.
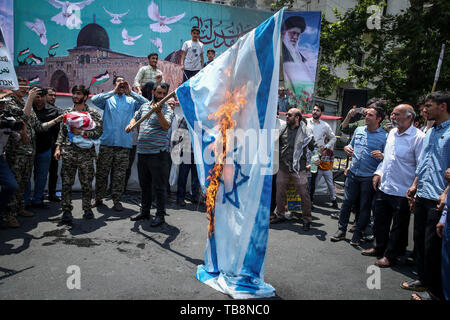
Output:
[76, 23, 110, 49]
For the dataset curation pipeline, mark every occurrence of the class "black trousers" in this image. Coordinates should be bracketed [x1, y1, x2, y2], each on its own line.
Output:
[137, 152, 170, 217]
[413, 197, 444, 299]
[48, 144, 59, 196]
[373, 191, 411, 260]
[309, 172, 317, 201]
[270, 173, 277, 214]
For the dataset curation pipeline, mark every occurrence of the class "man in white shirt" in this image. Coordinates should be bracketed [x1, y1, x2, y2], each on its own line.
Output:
[362, 104, 425, 268]
[180, 26, 204, 83]
[306, 103, 336, 203]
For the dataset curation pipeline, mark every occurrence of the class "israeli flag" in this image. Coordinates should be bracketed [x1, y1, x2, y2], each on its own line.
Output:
[176, 9, 285, 299]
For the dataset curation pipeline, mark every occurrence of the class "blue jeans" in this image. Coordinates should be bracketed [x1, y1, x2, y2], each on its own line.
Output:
[0, 155, 18, 217]
[338, 171, 375, 234]
[25, 148, 52, 205]
[177, 154, 200, 201]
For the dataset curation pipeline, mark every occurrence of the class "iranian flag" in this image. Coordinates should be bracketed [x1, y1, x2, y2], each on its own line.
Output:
[49, 43, 59, 50]
[27, 53, 43, 64]
[28, 76, 39, 86]
[18, 48, 30, 57]
[89, 71, 110, 87]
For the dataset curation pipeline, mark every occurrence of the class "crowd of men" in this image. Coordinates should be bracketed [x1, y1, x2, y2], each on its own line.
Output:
[0, 25, 449, 300]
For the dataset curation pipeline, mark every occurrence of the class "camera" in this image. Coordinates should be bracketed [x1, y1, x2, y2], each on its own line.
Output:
[0, 107, 24, 131]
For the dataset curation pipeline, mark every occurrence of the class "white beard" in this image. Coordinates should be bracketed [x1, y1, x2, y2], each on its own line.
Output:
[283, 33, 303, 64]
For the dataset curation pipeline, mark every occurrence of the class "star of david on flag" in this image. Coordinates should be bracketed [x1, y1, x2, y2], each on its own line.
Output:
[176, 8, 285, 299]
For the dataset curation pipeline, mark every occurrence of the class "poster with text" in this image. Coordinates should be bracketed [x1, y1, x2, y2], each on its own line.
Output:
[13, 0, 271, 93]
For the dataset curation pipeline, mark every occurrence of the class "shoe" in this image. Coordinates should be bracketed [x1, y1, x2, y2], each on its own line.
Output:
[18, 209, 34, 217]
[176, 199, 186, 207]
[83, 210, 94, 220]
[284, 212, 293, 220]
[31, 202, 50, 209]
[350, 232, 362, 246]
[364, 234, 375, 242]
[270, 216, 286, 224]
[3, 216, 20, 228]
[375, 257, 391, 268]
[361, 248, 379, 257]
[91, 199, 104, 208]
[330, 212, 339, 220]
[113, 202, 124, 212]
[151, 215, 165, 227]
[331, 200, 339, 209]
[61, 211, 73, 224]
[303, 221, 311, 231]
[349, 225, 357, 233]
[330, 230, 346, 242]
[130, 212, 150, 221]
[48, 194, 61, 202]
[401, 280, 427, 292]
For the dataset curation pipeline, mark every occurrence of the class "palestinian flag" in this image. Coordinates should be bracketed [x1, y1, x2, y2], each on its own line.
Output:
[27, 53, 43, 65]
[89, 71, 110, 87]
[28, 76, 39, 86]
[18, 48, 30, 57]
[49, 43, 59, 50]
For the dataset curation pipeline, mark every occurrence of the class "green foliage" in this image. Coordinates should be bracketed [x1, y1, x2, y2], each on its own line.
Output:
[319, 0, 450, 109]
[271, 0, 450, 110]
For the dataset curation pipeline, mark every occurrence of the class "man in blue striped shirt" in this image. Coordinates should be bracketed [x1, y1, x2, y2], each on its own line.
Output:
[126, 83, 174, 227]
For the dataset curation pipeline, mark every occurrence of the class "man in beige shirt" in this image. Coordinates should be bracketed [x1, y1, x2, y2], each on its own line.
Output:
[133, 52, 164, 95]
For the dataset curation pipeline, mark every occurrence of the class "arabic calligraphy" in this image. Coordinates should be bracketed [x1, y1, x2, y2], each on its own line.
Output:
[191, 16, 253, 49]
[0, 56, 9, 62]
[0, 68, 10, 74]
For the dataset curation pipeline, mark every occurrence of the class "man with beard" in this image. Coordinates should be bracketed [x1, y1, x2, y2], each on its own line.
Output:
[403, 91, 450, 301]
[91, 76, 147, 211]
[271, 107, 315, 231]
[126, 83, 173, 227]
[54, 85, 103, 224]
[306, 103, 336, 207]
[362, 105, 424, 268]
[330, 106, 387, 246]
[281, 15, 315, 85]
[46, 87, 64, 202]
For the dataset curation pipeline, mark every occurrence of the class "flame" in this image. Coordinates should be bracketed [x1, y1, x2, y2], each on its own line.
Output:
[205, 86, 247, 237]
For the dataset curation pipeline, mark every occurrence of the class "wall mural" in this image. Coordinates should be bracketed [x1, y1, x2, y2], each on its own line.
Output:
[12, 0, 272, 93]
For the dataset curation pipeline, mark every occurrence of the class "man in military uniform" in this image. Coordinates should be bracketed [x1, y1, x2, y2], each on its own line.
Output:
[54, 85, 103, 224]
[3, 78, 63, 228]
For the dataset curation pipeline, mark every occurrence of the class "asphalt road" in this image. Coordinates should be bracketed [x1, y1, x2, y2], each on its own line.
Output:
[0, 183, 418, 300]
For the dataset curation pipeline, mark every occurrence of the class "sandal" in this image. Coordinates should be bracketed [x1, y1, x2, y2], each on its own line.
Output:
[401, 280, 426, 292]
[411, 291, 436, 301]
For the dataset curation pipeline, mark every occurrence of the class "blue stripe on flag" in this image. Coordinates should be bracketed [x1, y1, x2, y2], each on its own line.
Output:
[254, 16, 275, 129]
[240, 173, 272, 278]
[176, 80, 198, 126]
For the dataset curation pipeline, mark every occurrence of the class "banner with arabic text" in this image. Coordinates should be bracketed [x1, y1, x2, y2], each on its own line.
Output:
[282, 11, 321, 113]
[13, 0, 271, 93]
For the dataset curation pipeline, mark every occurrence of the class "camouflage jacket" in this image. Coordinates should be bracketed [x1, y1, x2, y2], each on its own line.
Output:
[56, 105, 103, 156]
[4, 94, 49, 157]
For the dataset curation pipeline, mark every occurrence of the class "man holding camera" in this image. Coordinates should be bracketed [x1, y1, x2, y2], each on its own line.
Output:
[91, 76, 147, 211]
[0, 91, 20, 225]
[3, 78, 62, 228]
[24, 86, 63, 209]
